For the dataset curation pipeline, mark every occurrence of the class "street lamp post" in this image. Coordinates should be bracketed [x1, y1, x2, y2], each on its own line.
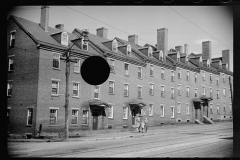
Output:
[61, 29, 89, 141]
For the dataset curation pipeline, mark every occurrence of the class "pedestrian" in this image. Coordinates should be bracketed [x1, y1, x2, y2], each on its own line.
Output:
[144, 118, 148, 133]
[136, 116, 141, 132]
[141, 118, 145, 133]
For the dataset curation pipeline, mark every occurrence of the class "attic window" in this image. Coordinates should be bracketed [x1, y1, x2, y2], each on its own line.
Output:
[148, 47, 153, 57]
[61, 32, 68, 46]
[177, 52, 180, 62]
[112, 39, 118, 52]
[127, 45, 131, 56]
[207, 59, 210, 67]
[160, 50, 164, 61]
[82, 38, 88, 51]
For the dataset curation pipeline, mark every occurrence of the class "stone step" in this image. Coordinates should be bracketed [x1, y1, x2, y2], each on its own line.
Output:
[203, 116, 215, 124]
[195, 119, 204, 124]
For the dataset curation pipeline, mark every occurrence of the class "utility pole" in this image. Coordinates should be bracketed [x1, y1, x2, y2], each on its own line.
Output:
[61, 29, 89, 141]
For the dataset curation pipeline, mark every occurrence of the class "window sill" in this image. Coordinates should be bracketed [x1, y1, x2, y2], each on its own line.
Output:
[52, 67, 61, 71]
[71, 124, 79, 127]
[108, 117, 114, 119]
[73, 71, 80, 74]
[49, 125, 58, 127]
[150, 75, 154, 77]
[160, 116, 165, 118]
[124, 74, 129, 77]
[138, 77, 142, 80]
[150, 94, 154, 96]
[51, 94, 60, 97]
[123, 118, 128, 120]
[149, 115, 153, 117]
[81, 124, 89, 126]
[72, 96, 80, 99]
[124, 95, 129, 97]
[93, 98, 100, 100]
[171, 117, 175, 119]
[109, 93, 115, 95]
[25, 125, 33, 127]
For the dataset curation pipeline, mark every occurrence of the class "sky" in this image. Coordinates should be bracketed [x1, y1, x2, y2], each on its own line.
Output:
[7, 6, 233, 71]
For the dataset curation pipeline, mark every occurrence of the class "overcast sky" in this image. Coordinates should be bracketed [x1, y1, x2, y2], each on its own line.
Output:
[7, 6, 233, 71]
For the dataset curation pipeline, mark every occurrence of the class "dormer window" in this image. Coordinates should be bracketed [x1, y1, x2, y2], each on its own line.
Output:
[148, 46, 153, 57]
[127, 45, 131, 56]
[199, 56, 202, 64]
[112, 39, 118, 52]
[160, 50, 164, 61]
[177, 52, 180, 62]
[82, 38, 88, 51]
[61, 32, 68, 46]
[207, 59, 210, 67]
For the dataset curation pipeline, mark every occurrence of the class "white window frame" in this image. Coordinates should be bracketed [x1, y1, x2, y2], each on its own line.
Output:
[229, 88, 231, 98]
[149, 103, 154, 116]
[223, 73, 225, 83]
[26, 108, 33, 126]
[161, 68, 165, 79]
[223, 88, 226, 97]
[150, 65, 154, 76]
[137, 85, 142, 99]
[123, 83, 129, 97]
[171, 87, 175, 99]
[160, 50, 164, 61]
[217, 89, 219, 99]
[123, 105, 128, 119]
[216, 75, 219, 85]
[71, 108, 79, 125]
[7, 80, 13, 97]
[51, 79, 61, 96]
[202, 71, 205, 81]
[108, 104, 114, 119]
[109, 80, 115, 95]
[93, 85, 101, 99]
[82, 110, 89, 125]
[210, 73, 213, 83]
[171, 106, 175, 118]
[177, 84, 181, 96]
[138, 66, 142, 79]
[8, 55, 14, 71]
[186, 70, 190, 81]
[217, 105, 220, 115]
[186, 86, 190, 97]
[149, 83, 154, 96]
[210, 87, 213, 98]
[72, 81, 80, 98]
[124, 63, 130, 76]
[161, 85, 165, 98]
[229, 104, 232, 113]
[109, 58, 115, 73]
[52, 53, 61, 69]
[9, 30, 16, 48]
[178, 68, 181, 79]
[49, 107, 59, 126]
[202, 85, 206, 95]
[171, 70, 175, 82]
[73, 59, 81, 73]
[81, 38, 88, 51]
[112, 39, 118, 52]
[210, 103, 213, 114]
[195, 88, 198, 97]
[177, 103, 181, 114]
[186, 103, 190, 115]
[160, 104, 165, 117]
[195, 72, 198, 83]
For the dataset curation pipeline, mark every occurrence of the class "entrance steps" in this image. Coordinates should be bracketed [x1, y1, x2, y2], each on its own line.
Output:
[195, 119, 204, 124]
[203, 116, 215, 124]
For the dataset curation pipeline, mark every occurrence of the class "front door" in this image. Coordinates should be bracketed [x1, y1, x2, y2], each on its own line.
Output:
[132, 109, 135, 125]
[93, 115, 98, 130]
[195, 108, 198, 120]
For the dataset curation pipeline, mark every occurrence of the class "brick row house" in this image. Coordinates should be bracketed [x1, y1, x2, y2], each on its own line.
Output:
[7, 6, 233, 136]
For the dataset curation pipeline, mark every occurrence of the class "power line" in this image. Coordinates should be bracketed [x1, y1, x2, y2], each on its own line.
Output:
[168, 6, 233, 51]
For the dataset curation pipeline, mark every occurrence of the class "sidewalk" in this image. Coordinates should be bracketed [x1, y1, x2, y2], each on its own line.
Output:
[7, 121, 231, 143]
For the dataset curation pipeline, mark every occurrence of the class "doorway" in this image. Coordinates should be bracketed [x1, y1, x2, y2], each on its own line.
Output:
[92, 111, 98, 130]
[132, 109, 135, 125]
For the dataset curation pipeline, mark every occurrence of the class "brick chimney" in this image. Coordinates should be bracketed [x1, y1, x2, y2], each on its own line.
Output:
[40, 6, 49, 32]
[157, 28, 168, 58]
[96, 27, 108, 39]
[222, 49, 230, 66]
[175, 46, 183, 53]
[202, 41, 212, 60]
[55, 24, 64, 30]
[128, 34, 138, 45]
[184, 44, 188, 56]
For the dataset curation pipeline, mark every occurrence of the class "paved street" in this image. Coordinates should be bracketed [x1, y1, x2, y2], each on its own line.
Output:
[8, 122, 233, 158]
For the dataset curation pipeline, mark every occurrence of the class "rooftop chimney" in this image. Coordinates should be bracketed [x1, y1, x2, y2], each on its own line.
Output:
[175, 46, 183, 54]
[157, 28, 168, 58]
[55, 24, 64, 30]
[222, 49, 230, 67]
[128, 34, 138, 45]
[40, 6, 49, 32]
[184, 44, 188, 56]
[96, 27, 108, 39]
[202, 41, 212, 60]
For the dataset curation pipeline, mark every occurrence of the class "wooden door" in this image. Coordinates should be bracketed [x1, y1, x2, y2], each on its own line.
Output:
[93, 116, 98, 130]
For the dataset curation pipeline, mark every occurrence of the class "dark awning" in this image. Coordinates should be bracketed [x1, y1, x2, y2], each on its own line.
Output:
[126, 99, 146, 109]
[192, 98, 203, 103]
[200, 95, 213, 102]
[88, 99, 111, 108]
[88, 99, 111, 117]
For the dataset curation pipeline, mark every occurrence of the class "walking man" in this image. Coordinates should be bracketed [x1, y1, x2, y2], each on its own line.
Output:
[136, 116, 141, 132]
[144, 117, 148, 133]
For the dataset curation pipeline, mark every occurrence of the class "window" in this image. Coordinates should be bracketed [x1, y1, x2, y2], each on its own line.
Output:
[177, 103, 181, 114]
[195, 89, 198, 97]
[74, 59, 80, 73]
[202, 71, 205, 81]
[216, 76, 219, 85]
[171, 88, 175, 99]
[223, 88, 226, 97]
[178, 68, 181, 79]
[207, 59, 210, 67]
[195, 73, 198, 83]
[186, 87, 190, 97]
[49, 109, 58, 125]
[186, 104, 189, 115]
[223, 103, 226, 114]
[161, 86, 165, 98]
[73, 82, 80, 97]
[137, 86, 142, 99]
[127, 45, 131, 56]
[109, 81, 115, 94]
[229, 104, 232, 113]
[177, 52, 180, 62]
[149, 83, 154, 96]
[210, 88, 213, 98]
[223, 74, 225, 83]
[124, 84, 129, 97]
[210, 74, 213, 83]
[186, 71, 190, 81]
[160, 50, 164, 61]
[53, 53, 60, 69]
[27, 108, 33, 125]
[51, 79, 60, 96]
[94, 85, 100, 99]
[171, 71, 175, 82]
[109, 59, 115, 73]
[82, 38, 88, 51]
[210, 104, 213, 114]
[82, 110, 89, 125]
[177, 84, 181, 96]
[229, 88, 231, 98]
[124, 63, 129, 76]
[61, 32, 68, 46]
[71, 109, 78, 125]
[161, 68, 165, 79]
[9, 31, 16, 48]
[171, 106, 175, 118]
[149, 104, 153, 116]
[160, 105, 164, 117]
[138, 67, 142, 79]
[7, 80, 13, 97]
[202, 86, 206, 95]
[150, 65, 154, 76]
[217, 89, 219, 99]
[217, 105, 220, 115]
[8, 56, 14, 71]
[112, 39, 118, 52]
[108, 105, 113, 118]
[123, 106, 128, 119]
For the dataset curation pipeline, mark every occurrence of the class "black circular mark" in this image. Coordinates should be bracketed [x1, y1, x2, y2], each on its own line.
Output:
[161, 0, 174, 3]
[81, 56, 110, 85]
[191, 0, 203, 3]
[219, 0, 232, 3]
